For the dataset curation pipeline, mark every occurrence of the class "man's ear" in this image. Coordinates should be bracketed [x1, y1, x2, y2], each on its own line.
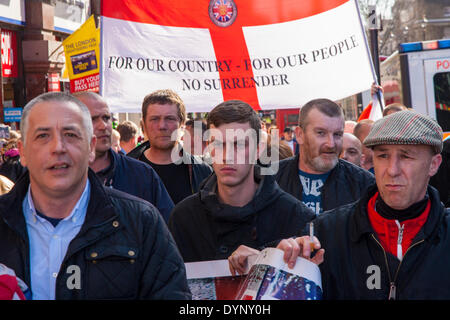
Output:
[140, 120, 147, 140]
[17, 139, 27, 167]
[295, 126, 304, 144]
[88, 135, 97, 165]
[429, 153, 442, 177]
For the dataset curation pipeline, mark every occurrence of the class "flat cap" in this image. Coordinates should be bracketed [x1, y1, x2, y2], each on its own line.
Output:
[363, 110, 443, 153]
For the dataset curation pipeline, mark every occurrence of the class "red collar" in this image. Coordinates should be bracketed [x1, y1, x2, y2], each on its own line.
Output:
[367, 192, 430, 260]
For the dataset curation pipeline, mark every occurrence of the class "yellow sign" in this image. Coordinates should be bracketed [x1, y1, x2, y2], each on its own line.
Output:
[63, 15, 100, 92]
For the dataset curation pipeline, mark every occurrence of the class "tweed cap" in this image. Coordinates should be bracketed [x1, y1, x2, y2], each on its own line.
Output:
[363, 110, 443, 153]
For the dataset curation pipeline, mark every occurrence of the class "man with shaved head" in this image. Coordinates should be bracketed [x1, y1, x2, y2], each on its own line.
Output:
[339, 133, 362, 167]
[74, 92, 174, 223]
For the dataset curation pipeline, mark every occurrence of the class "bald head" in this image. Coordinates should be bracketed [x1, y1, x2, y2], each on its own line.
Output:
[340, 133, 362, 166]
[74, 92, 112, 156]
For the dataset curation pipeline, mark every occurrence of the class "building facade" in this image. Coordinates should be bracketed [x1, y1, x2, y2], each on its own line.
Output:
[0, 0, 92, 126]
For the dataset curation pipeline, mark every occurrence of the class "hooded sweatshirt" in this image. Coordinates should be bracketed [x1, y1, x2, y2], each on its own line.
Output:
[168, 166, 315, 262]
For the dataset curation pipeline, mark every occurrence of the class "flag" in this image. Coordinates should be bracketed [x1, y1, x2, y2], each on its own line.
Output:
[63, 15, 100, 93]
[101, 0, 376, 113]
[358, 91, 384, 122]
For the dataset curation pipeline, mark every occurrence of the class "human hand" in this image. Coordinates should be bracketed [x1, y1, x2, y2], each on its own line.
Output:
[228, 245, 260, 276]
[276, 236, 325, 269]
[371, 83, 384, 96]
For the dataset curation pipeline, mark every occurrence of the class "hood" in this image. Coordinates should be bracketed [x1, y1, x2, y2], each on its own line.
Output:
[198, 166, 283, 223]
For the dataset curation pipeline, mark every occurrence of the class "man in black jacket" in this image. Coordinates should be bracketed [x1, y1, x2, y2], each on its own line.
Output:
[230, 110, 449, 299]
[275, 99, 374, 214]
[169, 100, 314, 262]
[0, 92, 190, 300]
[127, 89, 212, 204]
[75, 92, 174, 223]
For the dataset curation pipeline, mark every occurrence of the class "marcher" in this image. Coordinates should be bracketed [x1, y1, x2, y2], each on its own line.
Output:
[280, 127, 299, 155]
[354, 119, 375, 173]
[74, 92, 174, 223]
[169, 100, 314, 262]
[275, 99, 374, 215]
[117, 120, 139, 154]
[230, 110, 450, 299]
[339, 132, 362, 167]
[0, 92, 190, 299]
[128, 89, 212, 204]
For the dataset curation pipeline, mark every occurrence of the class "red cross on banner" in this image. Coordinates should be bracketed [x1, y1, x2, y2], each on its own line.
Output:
[101, 0, 375, 113]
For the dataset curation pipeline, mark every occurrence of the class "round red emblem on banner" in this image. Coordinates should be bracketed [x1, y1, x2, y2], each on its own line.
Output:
[209, 0, 237, 27]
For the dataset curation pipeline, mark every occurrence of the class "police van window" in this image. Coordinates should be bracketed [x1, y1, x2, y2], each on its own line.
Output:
[434, 72, 450, 132]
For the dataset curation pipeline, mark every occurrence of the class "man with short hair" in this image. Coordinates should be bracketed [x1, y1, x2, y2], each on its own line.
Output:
[0, 92, 190, 299]
[339, 132, 362, 167]
[117, 120, 139, 154]
[169, 100, 314, 262]
[354, 119, 375, 173]
[275, 99, 374, 215]
[128, 89, 212, 204]
[230, 110, 450, 299]
[75, 92, 174, 223]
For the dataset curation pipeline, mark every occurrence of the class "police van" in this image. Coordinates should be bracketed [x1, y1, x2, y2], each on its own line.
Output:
[380, 39, 450, 139]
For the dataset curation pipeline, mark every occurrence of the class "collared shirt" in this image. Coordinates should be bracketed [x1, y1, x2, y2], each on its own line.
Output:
[23, 180, 90, 300]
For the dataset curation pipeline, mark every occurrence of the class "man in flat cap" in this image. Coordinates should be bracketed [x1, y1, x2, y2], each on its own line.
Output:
[229, 110, 450, 299]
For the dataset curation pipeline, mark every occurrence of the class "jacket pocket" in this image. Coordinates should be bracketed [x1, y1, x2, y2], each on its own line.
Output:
[84, 245, 140, 300]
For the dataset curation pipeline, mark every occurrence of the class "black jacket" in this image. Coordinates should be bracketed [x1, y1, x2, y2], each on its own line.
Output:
[0, 170, 191, 300]
[430, 139, 450, 207]
[0, 156, 27, 183]
[275, 155, 375, 211]
[98, 149, 174, 223]
[169, 167, 315, 262]
[127, 141, 212, 194]
[309, 184, 450, 300]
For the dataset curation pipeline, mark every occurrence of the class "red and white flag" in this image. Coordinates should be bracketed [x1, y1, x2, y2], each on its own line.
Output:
[101, 0, 375, 113]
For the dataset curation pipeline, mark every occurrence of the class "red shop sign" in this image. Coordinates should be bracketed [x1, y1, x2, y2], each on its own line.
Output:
[1, 29, 18, 78]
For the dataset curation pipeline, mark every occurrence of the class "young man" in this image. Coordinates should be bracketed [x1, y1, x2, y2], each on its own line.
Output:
[230, 110, 450, 299]
[276, 99, 374, 215]
[168, 100, 314, 262]
[74, 92, 174, 223]
[128, 89, 212, 204]
[0, 92, 190, 299]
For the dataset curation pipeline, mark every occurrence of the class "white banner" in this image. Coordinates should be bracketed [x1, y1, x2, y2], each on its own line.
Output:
[101, 0, 375, 113]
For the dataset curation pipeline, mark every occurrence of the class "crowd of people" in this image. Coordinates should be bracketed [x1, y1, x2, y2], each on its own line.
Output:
[0, 87, 449, 300]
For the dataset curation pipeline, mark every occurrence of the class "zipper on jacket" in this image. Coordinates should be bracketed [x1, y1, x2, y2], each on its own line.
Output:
[395, 220, 404, 260]
[370, 233, 424, 300]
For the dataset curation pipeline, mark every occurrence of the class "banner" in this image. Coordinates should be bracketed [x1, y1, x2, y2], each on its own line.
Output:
[101, 0, 375, 113]
[1, 29, 18, 78]
[63, 15, 100, 93]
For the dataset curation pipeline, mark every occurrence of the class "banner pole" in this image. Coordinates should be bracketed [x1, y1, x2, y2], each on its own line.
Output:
[353, 0, 384, 111]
